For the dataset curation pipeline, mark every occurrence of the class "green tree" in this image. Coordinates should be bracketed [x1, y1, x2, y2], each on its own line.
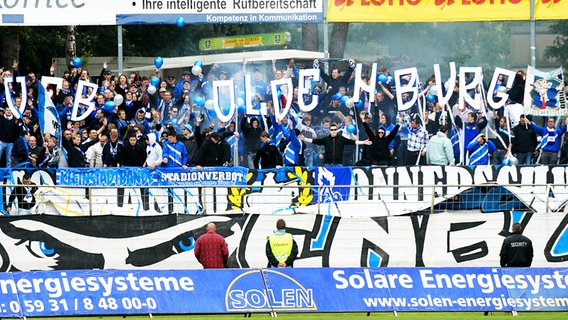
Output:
[545, 21, 568, 66]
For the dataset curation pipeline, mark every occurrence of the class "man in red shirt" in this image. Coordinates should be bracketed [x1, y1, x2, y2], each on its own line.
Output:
[194, 223, 229, 269]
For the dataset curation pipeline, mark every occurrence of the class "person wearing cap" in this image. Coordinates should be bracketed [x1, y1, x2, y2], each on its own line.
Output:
[320, 93, 350, 123]
[357, 112, 400, 166]
[266, 219, 298, 268]
[405, 115, 429, 166]
[0, 106, 21, 167]
[511, 115, 537, 165]
[527, 117, 567, 165]
[466, 133, 496, 166]
[178, 124, 198, 166]
[426, 125, 454, 166]
[97, 61, 113, 88]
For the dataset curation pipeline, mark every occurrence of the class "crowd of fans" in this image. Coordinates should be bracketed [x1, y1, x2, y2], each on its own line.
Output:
[0, 57, 567, 170]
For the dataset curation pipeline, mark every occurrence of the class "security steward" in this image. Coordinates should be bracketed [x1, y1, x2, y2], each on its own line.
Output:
[500, 223, 533, 267]
[266, 219, 299, 268]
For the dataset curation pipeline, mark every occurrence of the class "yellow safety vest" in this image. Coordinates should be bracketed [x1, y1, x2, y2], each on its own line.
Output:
[268, 233, 293, 263]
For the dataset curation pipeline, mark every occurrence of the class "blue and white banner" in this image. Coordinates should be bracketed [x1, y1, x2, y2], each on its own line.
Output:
[56, 166, 248, 187]
[0, 0, 323, 26]
[0, 268, 566, 317]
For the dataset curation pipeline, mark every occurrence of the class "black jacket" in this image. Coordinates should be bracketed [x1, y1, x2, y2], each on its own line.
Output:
[311, 134, 356, 165]
[500, 232, 533, 267]
[363, 123, 399, 165]
[195, 138, 231, 166]
[253, 143, 283, 169]
[118, 140, 147, 167]
[511, 123, 538, 154]
[7, 182, 38, 210]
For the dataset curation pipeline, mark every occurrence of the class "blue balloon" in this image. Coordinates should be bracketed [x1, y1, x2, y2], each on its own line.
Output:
[356, 100, 364, 109]
[194, 60, 203, 68]
[150, 76, 160, 87]
[377, 74, 388, 84]
[194, 96, 205, 107]
[237, 104, 246, 114]
[176, 17, 185, 28]
[501, 158, 511, 166]
[340, 96, 349, 105]
[223, 105, 231, 115]
[154, 56, 163, 69]
[426, 93, 436, 103]
[103, 100, 116, 113]
[72, 57, 82, 68]
[346, 124, 356, 134]
[207, 108, 217, 117]
[332, 93, 343, 101]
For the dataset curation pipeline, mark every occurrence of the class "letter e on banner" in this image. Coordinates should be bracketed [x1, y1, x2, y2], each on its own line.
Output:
[353, 63, 377, 103]
[487, 67, 516, 110]
[459, 67, 483, 111]
[71, 80, 98, 121]
[395, 68, 420, 111]
[213, 79, 235, 123]
[271, 78, 293, 121]
[298, 68, 320, 113]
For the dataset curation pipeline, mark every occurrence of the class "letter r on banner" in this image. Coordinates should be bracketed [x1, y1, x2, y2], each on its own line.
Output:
[459, 67, 483, 111]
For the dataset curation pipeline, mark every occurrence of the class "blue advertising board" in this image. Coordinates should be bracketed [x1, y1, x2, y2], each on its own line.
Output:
[56, 167, 248, 187]
[0, 267, 566, 317]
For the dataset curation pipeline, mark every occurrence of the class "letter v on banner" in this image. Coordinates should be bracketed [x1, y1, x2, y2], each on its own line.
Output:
[433, 62, 457, 107]
[459, 67, 483, 111]
[3, 76, 27, 119]
[298, 68, 320, 113]
[71, 80, 98, 121]
[244, 74, 267, 116]
[353, 63, 377, 103]
[271, 78, 293, 121]
[394, 68, 420, 112]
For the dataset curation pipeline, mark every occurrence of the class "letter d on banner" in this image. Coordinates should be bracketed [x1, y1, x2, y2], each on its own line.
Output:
[71, 80, 98, 121]
[394, 68, 420, 111]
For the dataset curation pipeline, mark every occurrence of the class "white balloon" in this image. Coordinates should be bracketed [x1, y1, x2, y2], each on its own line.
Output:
[237, 97, 244, 107]
[497, 86, 508, 94]
[345, 98, 355, 109]
[192, 65, 202, 76]
[147, 85, 156, 95]
[204, 99, 215, 110]
[429, 86, 438, 96]
[509, 156, 519, 166]
[113, 94, 124, 105]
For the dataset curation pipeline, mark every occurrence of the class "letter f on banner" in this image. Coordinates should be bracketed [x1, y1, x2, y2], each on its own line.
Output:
[395, 68, 420, 111]
[71, 80, 98, 121]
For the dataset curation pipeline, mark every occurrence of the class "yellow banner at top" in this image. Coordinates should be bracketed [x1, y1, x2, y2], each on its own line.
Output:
[328, 0, 567, 23]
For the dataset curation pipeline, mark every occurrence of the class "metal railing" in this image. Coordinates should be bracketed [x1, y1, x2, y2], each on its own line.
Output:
[3, 182, 564, 216]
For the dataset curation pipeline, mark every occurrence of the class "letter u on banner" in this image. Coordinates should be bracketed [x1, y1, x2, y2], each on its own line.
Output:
[394, 68, 420, 111]
[213, 79, 236, 123]
[433, 62, 457, 107]
[459, 67, 483, 111]
[3, 76, 27, 118]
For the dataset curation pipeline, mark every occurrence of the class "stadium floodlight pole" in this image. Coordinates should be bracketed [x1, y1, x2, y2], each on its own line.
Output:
[118, 25, 124, 75]
[323, 0, 329, 61]
[530, 0, 536, 67]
